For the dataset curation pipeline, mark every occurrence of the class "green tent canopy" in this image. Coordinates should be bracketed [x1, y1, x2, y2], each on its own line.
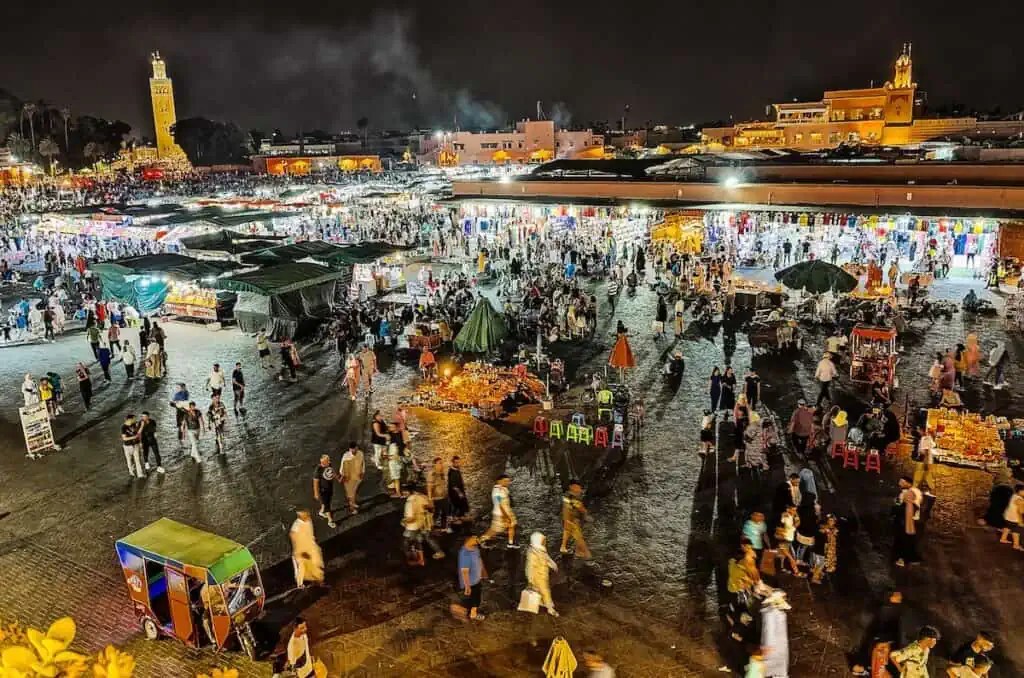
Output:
[454, 298, 508, 353]
[213, 262, 344, 295]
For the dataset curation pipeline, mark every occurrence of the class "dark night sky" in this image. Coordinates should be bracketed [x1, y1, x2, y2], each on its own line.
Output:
[3, 1, 1022, 139]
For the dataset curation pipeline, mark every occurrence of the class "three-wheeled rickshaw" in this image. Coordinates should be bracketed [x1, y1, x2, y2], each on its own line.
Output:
[115, 518, 265, 658]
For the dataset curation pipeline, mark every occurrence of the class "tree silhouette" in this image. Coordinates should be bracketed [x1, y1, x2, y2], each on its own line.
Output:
[22, 102, 36, 149]
[38, 137, 60, 174]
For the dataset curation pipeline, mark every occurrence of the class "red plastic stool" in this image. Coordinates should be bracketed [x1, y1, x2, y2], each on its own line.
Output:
[533, 416, 549, 438]
[830, 441, 846, 459]
[865, 451, 882, 473]
[594, 426, 609, 448]
[842, 446, 859, 470]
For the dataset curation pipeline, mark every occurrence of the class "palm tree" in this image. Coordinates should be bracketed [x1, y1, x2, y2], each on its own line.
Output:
[21, 103, 37, 149]
[60, 106, 71, 151]
[83, 141, 101, 169]
[6, 132, 30, 161]
[356, 117, 369, 148]
[38, 137, 59, 175]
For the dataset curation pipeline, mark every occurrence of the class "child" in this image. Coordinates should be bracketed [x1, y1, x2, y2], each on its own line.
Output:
[700, 409, 715, 456]
[928, 352, 943, 396]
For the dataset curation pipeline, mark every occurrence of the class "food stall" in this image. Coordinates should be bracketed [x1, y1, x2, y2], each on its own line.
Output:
[925, 408, 1007, 469]
[163, 283, 235, 323]
[731, 278, 785, 311]
[850, 325, 899, 386]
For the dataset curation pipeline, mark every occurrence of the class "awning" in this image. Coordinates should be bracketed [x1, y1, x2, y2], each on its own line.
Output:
[213, 262, 345, 295]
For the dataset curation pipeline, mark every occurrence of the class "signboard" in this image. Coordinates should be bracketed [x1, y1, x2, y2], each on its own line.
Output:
[20, 403, 57, 458]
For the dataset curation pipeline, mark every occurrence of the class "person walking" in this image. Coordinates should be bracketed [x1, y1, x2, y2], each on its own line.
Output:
[345, 354, 361, 401]
[560, 481, 591, 559]
[447, 456, 469, 525]
[893, 476, 923, 567]
[997, 484, 1024, 551]
[370, 411, 389, 470]
[402, 485, 445, 563]
[709, 367, 723, 413]
[206, 363, 226, 397]
[21, 373, 38, 407]
[120, 413, 144, 478]
[289, 510, 324, 590]
[75, 362, 92, 410]
[231, 362, 246, 416]
[86, 323, 101, 359]
[285, 617, 317, 678]
[256, 330, 273, 369]
[279, 342, 297, 382]
[180, 401, 204, 463]
[207, 393, 228, 454]
[480, 475, 518, 548]
[525, 532, 559, 616]
[890, 626, 940, 678]
[313, 455, 337, 528]
[427, 457, 450, 532]
[97, 333, 112, 382]
[359, 344, 378, 394]
[721, 367, 737, 419]
[456, 536, 486, 621]
[170, 383, 190, 444]
[340, 443, 365, 515]
[107, 322, 121, 357]
[121, 340, 137, 380]
[912, 427, 937, 496]
[139, 411, 164, 474]
[815, 352, 838, 407]
[788, 399, 814, 456]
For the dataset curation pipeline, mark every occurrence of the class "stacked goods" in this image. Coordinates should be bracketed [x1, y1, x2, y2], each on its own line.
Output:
[926, 408, 1007, 468]
[411, 362, 546, 416]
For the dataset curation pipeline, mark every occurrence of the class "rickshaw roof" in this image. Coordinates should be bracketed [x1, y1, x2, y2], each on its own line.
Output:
[851, 325, 897, 341]
[117, 518, 254, 578]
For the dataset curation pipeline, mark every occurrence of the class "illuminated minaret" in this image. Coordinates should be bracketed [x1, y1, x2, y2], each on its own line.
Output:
[149, 51, 182, 159]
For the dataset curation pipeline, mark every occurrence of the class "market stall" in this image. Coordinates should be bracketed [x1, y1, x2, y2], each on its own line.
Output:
[850, 325, 898, 386]
[405, 362, 546, 419]
[92, 253, 198, 315]
[925, 408, 1007, 469]
[731, 278, 785, 311]
[214, 262, 345, 339]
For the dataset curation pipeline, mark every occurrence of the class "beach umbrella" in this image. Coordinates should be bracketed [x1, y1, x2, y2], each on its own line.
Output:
[608, 333, 637, 381]
[774, 260, 858, 294]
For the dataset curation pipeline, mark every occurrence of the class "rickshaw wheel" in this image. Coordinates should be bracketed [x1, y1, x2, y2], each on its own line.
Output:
[142, 617, 159, 641]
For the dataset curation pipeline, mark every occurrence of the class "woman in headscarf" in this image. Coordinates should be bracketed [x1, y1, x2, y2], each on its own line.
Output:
[798, 468, 818, 503]
[526, 532, 559, 617]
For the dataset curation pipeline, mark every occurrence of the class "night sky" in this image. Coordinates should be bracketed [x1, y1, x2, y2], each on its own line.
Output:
[4, 1, 1023, 138]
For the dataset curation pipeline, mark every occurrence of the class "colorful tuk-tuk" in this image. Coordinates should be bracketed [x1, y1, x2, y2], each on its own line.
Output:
[115, 518, 265, 658]
[849, 324, 899, 387]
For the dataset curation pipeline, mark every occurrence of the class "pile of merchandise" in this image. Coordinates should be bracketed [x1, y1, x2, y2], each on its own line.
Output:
[926, 408, 1007, 468]
[409, 362, 546, 418]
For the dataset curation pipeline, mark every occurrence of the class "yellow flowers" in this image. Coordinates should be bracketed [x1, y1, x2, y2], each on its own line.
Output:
[195, 668, 238, 678]
[0, 620, 133, 678]
[90, 647, 134, 678]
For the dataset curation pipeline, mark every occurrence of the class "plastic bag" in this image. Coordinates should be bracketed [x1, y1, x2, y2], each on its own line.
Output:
[517, 588, 540, 614]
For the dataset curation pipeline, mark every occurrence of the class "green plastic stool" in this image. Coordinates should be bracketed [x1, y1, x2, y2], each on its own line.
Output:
[566, 423, 580, 443]
[578, 425, 593, 445]
[549, 420, 565, 440]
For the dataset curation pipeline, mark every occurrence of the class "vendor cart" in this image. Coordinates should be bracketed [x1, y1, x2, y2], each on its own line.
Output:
[849, 325, 899, 386]
[746, 318, 800, 355]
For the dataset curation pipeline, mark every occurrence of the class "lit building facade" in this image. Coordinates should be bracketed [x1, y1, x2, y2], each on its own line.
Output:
[702, 46, 1018, 151]
[425, 120, 604, 165]
[148, 52, 186, 160]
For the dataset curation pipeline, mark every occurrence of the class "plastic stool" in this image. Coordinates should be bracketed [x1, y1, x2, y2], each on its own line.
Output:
[610, 424, 625, 450]
[533, 416, 549, 438]
[594, 426, 609, 447]
[884, 443, 899, 461]
[571, 412, 586, 427]
[830, 441, 846, 459]
[865, 451, 882, 473]
[549, 420, 564, 440]
[566, 423, 580, 443]
[578, 425, 593, 445]
[842, 446, 859, 470]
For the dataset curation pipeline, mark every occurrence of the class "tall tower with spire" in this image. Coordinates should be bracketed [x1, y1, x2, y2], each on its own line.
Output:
[149, 51, 183, 160]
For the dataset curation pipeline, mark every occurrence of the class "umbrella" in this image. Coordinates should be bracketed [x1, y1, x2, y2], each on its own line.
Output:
[774, 260, 858, 294]
[608, 333, 637, 381]
[453, 298, 508, 353]
[542, 637, 577, 678]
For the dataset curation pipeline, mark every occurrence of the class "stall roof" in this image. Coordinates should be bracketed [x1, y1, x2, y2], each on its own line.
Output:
[92, 253, 197, 275]
[239, 241, 410, 267]
[166, 260, 243, 280]
[179, 229, 285, 254]
[214, 262, 345, 295]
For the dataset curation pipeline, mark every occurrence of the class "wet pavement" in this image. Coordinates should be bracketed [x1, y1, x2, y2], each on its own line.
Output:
[1, 268, 1023, 676]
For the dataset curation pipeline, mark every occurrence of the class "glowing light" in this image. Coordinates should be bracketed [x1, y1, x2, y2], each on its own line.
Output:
[499, 176, 511, 184]
[724, 175, 741, 188]
[443, 367, 453, 378]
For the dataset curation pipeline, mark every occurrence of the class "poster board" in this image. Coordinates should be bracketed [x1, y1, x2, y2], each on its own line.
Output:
[20, 403, 57, 457]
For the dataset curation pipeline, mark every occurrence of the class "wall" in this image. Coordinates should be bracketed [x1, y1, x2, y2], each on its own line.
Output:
[452, 179, 1024, 212]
